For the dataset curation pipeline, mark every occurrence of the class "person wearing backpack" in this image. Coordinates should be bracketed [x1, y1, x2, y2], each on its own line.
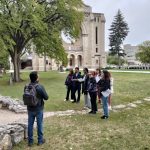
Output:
[24, 71, 48, 146]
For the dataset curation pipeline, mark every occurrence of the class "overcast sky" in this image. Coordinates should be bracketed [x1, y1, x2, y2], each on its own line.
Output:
[83, 0, 150, 50]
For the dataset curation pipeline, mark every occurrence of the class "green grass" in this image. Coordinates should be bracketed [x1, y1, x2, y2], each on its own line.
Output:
[1, 71, 150, 149]
[0, 71, 150, 111]
[14, 103, 150, 150]
[112, 72, 150, 105]
[0, 71, 84, 111]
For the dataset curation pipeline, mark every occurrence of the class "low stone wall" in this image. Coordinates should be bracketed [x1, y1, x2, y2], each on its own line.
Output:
[0, 123, 27, 150]
[0, 95, 27, 113]
[0, 95, 27, 149]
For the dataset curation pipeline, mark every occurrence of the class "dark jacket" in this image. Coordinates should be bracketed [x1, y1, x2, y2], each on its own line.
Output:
[98, 79, 110, 92]
[65, 74, 73, 87]
[72, 73, 82, 88]
[88, 77, 97, 93]
[27, 82, 49, 112]
[82, 74, 89, 94]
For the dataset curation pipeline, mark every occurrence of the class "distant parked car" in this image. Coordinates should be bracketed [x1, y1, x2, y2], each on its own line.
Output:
[106, 65, 118, 69]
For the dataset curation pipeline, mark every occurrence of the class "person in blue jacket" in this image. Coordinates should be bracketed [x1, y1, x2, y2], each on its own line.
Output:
[26, 71, 49, 146]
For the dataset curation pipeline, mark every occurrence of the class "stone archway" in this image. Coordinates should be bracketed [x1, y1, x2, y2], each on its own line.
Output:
[69, 54, 75, 67]
[77, 55, 83, 67]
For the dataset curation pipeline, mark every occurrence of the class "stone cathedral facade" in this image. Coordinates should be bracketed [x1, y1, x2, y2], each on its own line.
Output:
[20, 4, 106, 71]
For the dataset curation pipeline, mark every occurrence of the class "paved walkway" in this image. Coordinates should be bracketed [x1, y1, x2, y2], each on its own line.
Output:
[109, 70, 150, 74]
[0, 97, 150, 125]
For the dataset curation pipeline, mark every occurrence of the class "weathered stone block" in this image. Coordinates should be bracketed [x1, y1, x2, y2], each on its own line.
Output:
[0, 134, 12, 150]
[10, 126, 24, 145]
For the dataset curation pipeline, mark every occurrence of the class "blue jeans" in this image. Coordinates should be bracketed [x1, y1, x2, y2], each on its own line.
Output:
[101, 96, 109, 117]
[28, 110, 43, 144]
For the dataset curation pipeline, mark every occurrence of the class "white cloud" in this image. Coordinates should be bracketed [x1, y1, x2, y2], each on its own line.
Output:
[83, 0, 150, 50]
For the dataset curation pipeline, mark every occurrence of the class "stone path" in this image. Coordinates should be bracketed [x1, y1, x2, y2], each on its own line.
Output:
[0, 109, 89, 125]
[0, 109, 27, 125]
[0, 97, 150, 126]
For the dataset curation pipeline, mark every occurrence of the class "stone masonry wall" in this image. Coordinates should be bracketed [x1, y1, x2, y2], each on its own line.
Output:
[0, 95, 27, 150]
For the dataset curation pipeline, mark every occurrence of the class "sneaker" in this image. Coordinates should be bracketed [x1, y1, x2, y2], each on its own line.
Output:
[101, 115, 108, 119]
[37, 139, 46, 146]
[64, 99, 69, 101]
[83, 106, 88, 110]
[89, 110, 93, 114]
[70, 99, 74, 102]
[83, 106, 90, 110]
[89, 111, 96, 114]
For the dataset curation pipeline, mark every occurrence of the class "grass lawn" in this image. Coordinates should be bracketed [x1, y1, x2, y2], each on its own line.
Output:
[0, 71, 150, 111]
[1, 71, 150, 149]
[14, 103, 150, 150]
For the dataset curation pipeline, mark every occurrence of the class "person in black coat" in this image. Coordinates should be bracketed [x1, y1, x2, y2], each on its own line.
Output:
[88, 71, 97, 114]
[72, 67, 82, 103]
[64, 69, 74, 101]
[82, 68, 91, 109]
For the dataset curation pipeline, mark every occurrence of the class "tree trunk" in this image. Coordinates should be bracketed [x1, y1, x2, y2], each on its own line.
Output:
[44, 52, 47, 72]
[12, 52, 21, 82]
[118, 55, 121, 69]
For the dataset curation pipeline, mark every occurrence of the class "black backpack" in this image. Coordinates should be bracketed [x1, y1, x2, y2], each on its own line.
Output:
[23, 83, 39, 106]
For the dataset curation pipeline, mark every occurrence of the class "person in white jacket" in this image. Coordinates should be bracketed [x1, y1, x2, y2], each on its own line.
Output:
[95, 68, 102, 104]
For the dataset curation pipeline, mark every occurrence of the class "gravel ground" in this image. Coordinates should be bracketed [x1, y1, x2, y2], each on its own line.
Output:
[0, 109, 85, 126]
[0, 109, 28, 125]
[1, 97, 149, 126]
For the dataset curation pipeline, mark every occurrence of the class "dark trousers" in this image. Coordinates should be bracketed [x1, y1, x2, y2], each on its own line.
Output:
[89, 92, 97, 112]
[73, 86, 81, 102]
[66, 86, 73, 100]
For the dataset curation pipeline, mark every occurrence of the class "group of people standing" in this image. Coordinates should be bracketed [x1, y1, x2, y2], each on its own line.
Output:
[64, 67, 113, 119]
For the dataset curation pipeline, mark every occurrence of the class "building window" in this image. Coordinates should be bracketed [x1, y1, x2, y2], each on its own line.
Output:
[46, 60, 48, 65]
[95, 27, 98, 44]
[94, 17, 96, 22]
[96, 48, 98, 53]
[98, 17, 99, 22]
[96, 60, 98, 64]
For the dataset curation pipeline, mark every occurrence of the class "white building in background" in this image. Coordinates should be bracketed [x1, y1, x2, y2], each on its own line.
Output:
[20, 3, 106, 71]
[124, 44, 141, 65]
